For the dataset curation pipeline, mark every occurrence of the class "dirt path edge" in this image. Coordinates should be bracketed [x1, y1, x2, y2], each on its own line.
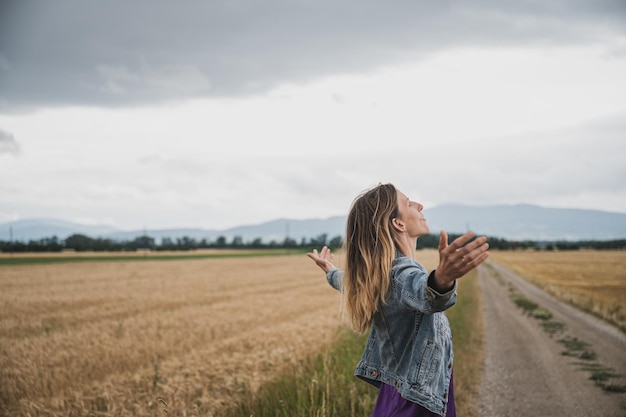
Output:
[478, 261, 626, 417]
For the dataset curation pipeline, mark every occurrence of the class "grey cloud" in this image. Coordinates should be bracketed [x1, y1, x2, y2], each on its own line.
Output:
[0, 54, 9, 70]
[138, 155, 209, 176]
[0, 129, 20, 155]
[474, 113, 626, 206]
[0, 0, 624, 112]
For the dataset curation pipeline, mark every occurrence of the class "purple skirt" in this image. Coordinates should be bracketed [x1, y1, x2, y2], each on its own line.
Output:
[371, 372, 455, 417]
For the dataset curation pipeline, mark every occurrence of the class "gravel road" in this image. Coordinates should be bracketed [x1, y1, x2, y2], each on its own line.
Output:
[478, 261, 626, 417]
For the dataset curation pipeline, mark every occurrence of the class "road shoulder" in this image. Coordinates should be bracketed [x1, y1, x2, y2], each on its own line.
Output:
[478, 261, 626, 417]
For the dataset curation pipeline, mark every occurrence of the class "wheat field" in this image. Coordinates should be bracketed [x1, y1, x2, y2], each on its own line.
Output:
[0, 251, 442, 416]
[489, 250, 626, 332]
[0, 254, 351, 416]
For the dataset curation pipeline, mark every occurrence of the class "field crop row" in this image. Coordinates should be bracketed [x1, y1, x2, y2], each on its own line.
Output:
[0, 254, 349, 416]
[489, 250, 626, 332]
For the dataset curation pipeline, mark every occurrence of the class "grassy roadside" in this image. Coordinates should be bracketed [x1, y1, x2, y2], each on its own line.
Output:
[446, 269, 484, 417]
[226, 329, 378, 417]
[224, 269, 484, 417]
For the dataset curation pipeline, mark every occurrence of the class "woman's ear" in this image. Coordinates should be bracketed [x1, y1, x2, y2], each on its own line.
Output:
[391, 217, 405, 232]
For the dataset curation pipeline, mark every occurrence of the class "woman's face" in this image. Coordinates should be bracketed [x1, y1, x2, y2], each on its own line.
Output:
[395, 190, 430, 237]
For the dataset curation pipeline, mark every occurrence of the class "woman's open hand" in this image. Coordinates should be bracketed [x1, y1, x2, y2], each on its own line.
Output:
[306, 246, 336, 273]
[433, 231, 489, 290]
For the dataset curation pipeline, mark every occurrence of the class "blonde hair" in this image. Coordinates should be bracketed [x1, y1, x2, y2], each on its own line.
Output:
[342, 183, 400, 334]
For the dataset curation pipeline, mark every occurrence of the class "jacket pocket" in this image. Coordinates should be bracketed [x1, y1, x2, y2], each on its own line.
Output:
[413, 340, 441, 389]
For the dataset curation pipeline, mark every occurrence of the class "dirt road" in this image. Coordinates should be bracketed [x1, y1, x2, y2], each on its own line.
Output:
[478, 261, 626, 417]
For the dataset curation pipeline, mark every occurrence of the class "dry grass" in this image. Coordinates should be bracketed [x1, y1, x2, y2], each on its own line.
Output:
[0, 254, 343, 416]
[489, 250, 626, 332]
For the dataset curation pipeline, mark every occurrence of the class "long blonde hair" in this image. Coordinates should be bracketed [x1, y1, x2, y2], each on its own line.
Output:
[342, 183, 400, 334]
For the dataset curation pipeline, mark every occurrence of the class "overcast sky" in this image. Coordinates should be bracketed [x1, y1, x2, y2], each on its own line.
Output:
[1, 0, 625, 231]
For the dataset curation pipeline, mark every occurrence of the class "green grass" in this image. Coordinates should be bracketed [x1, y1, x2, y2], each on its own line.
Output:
[559, 336, 597, 360]
[446, 272, 483, 417]
[576, 362, 626, 393]
[510, 292, 564, 336]
[511, 293, 539, 314]
[225, 329, 377, 417]
[540, 320, 565, 335]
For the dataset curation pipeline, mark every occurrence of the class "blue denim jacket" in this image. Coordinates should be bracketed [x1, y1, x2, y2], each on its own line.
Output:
[326, 252, 457, 416]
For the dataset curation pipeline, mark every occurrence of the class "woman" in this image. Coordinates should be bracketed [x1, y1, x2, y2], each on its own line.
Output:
[307, 183, 489, 417]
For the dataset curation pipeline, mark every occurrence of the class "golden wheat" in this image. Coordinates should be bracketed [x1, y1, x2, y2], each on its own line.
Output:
[0, 255, 344, 416]
[0, 250, 444, 416]
[490, 250, 626, 331]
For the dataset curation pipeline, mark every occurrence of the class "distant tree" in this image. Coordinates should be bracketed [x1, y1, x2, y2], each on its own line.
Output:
[23, 236, 63, 252]
[283, 237, 298, 248]
[309, 233, 328, 248]
[176, 236, 197, 250]
[328, 235, 343, 249]
[65, 234, 95, 251]
[129, 235, 155, 250]
[215, 236, 227, 248]
[159, 237, 174, 250]
[250, 237, 263, 248]
[416, 234, 438, 249]
[97, 238, 122, 251]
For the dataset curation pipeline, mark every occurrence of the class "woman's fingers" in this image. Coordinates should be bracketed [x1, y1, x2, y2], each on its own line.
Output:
[441, 232, 489, 269]
[459, 238, 490, 267]
[448, 231, 476, 251]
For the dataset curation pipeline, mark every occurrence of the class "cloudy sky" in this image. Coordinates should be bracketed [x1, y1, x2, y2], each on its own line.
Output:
[1, 0, 625, 231]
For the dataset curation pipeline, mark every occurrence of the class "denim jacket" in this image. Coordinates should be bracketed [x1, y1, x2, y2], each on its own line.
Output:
[326, 252, 457, 416]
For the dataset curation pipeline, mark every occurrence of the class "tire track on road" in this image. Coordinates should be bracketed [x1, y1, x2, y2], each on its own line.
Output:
[478, 261, 626, 417]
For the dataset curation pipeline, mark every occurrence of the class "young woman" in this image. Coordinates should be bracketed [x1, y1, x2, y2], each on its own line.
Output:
[307, 183, 489, 417]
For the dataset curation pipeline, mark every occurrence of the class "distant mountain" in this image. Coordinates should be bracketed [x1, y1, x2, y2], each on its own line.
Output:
[1, 218, 120, 242]
[1, 204, 625, 243]
[98, 217, 348, 244]
[423, 204, 626, 241]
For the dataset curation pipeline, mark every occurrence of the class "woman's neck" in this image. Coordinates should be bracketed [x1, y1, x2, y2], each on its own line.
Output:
[395, 236, 417, 259]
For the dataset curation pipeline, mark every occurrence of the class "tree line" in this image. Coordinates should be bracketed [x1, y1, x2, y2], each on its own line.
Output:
[1, 233, 625, 253]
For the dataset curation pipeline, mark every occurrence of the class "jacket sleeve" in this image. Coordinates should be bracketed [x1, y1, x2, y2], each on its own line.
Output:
[392, 257, 457, 314]
[326, 268, 343, 292]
